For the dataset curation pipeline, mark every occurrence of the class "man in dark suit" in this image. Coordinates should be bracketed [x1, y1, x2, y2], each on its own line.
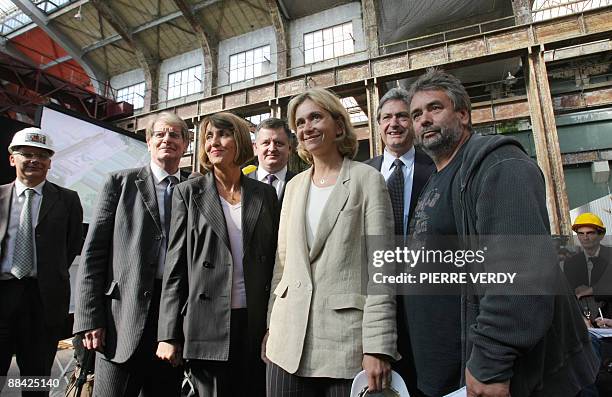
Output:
[364, 88, 434, 397]
[248, 117, 295, 202]
[564, 213, 612, 320]
[0, 127, 83, 396]
[73, 112, 189, 396]
[365, 87, 434, 235]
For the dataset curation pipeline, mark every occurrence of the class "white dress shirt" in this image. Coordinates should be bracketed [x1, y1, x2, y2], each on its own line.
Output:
[380, 147, 415, 235]
[149, 161, 181, 279]
[0, 179, 45, 279]
[256, 166, 288, 198]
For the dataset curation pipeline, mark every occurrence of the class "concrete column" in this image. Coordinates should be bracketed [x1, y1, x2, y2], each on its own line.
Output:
[511, 0, 533, 24]
[361, 0, 380, 57]
[524, 47, 571, 235]
[143, 63, 159, 112]
[365, 79, 382, 157]
[193, 120, 201, 173]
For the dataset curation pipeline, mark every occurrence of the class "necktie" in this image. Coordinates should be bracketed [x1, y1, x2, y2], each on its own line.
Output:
[11, 188, 35, 279]
[387, 159, 405, 235]
[266, 174, 277, 185]
[164, 176, 178, 242]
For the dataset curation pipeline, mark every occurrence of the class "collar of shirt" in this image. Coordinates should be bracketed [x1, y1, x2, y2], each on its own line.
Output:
[382, 146, 415, 173]
[257, 165, 287, 183]
[150, 161, 181, 185]
[584, 246, 601, 261]
[14, 179, 45, 197]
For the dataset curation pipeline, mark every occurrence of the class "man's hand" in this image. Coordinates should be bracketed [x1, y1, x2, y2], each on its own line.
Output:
[466, 368, 510, 397]
[261, 330, 270, 364]
[156, 341, 183, 367]
[595, 317, 612, 328]
[362, 354, 391, 393]
[83, 328, 105, 352]
[575, 285, 594, 299]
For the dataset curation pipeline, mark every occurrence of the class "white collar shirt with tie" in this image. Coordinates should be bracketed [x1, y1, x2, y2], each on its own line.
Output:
[381, 147, 416, 235]
[584, 246, 601, 285]
[150, 161, 181, 279]
[256, 165, 288, 198]
[0, 179, 45, 279]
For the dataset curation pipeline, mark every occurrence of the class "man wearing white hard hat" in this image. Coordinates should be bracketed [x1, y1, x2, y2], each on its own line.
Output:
[0, 127, 83, 396]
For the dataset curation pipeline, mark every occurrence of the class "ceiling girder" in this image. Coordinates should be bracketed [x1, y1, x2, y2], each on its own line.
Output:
[11, 0, 107, 93]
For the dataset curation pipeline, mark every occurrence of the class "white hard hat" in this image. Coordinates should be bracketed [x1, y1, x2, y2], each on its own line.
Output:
[350, 370, 410, 397]
[8, 127, 54, 155]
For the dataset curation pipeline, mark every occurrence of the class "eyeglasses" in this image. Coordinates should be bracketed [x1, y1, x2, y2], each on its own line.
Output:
[13, 151, 51, 160]
[152, 130, 183, 140]
[577, 231, 598, 237]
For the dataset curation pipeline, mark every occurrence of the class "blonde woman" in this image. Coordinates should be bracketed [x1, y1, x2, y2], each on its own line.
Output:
[264, 88, 399, 396]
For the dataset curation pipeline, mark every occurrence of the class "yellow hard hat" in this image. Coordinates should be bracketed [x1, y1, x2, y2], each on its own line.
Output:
[572, 212, 606, 233]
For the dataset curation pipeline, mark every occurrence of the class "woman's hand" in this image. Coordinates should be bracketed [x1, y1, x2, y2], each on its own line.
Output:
[156, 341, 183, 367]
[362, 354, 391, 392]
[261, 330, 270, 364]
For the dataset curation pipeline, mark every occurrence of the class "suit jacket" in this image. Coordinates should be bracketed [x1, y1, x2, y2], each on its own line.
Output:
[364, 149, 434, 225]
[265, 157, 399, 379]
[564, 245, 612, 290]
[0, 181, 83, 327]
[73, 166, 187, 364]
[247, 166, 295, 203]
[158, 171, 279, 361]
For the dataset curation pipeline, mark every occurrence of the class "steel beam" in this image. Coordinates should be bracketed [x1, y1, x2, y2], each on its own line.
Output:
[267, 0, 289, 78]
[365, 78, 381, 157]
[171, 0, 218, 96]
[11, 0, 107, 93]
[361, 0, 380, 57]
[90, 0, 158, 111]
[525, 47, 571, 235]
[81, 0, 222, 56]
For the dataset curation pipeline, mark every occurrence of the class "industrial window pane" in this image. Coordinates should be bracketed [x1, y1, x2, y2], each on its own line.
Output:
[303, 22, 354, 64]
[168, 65, 202, 100]
[324, 44, 333, 59]
[305, 49, 313, 64]
[304, 33, 313, 50]
[229, 45, 270, 83]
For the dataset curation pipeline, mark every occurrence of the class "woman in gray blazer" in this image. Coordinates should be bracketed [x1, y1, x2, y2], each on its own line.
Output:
[156, 112, 279, 397]
[264, 88, 399, 396]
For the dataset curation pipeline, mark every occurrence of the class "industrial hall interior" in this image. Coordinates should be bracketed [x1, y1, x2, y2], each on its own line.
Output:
[1, 0, 612, 395]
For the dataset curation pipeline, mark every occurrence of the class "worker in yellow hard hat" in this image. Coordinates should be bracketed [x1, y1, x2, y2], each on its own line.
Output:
[564, 212, 612, 325]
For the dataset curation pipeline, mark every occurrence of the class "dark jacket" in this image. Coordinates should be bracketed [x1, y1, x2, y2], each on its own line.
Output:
[73, 166, 189, 363]
[564, 245, 612, 318]
[1, 181, 83, 328]
[364, 149, 434, 225]
[454, 134, 598, 396]
[158, 171, 279, 361]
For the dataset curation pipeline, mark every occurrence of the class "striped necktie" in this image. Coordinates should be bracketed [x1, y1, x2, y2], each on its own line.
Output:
[387, 159, 404, 235]
[11, 188, 35, 279]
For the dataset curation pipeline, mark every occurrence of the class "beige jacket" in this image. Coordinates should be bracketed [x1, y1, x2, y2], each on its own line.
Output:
[266, 157, 399, 379]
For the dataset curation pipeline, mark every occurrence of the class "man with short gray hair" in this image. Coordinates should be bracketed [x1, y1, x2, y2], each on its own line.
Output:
[366, 88, 434, 236]
[74, 112, 189, 396]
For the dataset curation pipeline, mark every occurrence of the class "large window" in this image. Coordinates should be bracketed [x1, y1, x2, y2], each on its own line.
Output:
[117, 82, 145, 110]
[246, 112, 271, 126]
[304, 22, 354, 64]
[229, 45, 271, 84]
[167, 65, 202, 100]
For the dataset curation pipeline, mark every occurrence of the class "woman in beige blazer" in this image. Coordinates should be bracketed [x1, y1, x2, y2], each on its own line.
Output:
[264, 87, 399, 396]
